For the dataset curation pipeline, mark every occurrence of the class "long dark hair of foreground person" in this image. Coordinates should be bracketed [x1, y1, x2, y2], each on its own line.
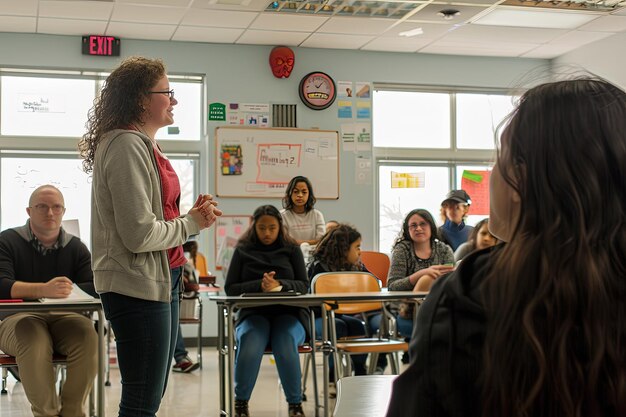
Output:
[482, 79, 626, 417]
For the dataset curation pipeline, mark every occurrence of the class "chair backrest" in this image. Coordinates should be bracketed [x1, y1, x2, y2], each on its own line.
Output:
[311, 272, 382, 314]
[360, 251, 390, 287]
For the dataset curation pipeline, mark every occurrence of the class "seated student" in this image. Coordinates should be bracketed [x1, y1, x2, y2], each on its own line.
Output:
[0, 185, 97, 417]
[437, 189, 473, 251]
[280, 176, 325, 245]
[225, 205, 309, 417]
[308, 224, 368, 377]
[324, 220, 339, 232]
[170, 240, 208, 373]
[387, 78, 626, 417]
[453, 218, 498, 263]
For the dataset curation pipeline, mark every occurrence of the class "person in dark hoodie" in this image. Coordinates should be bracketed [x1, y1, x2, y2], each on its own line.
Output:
[387, 78, 626, 417]
[0, 185, 97, 417]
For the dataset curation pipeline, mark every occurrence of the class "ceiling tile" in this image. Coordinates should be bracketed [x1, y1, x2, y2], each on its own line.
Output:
[249, 13, 328, 32]
[545, 29, 613, 47]
[39, 1, 113, 20]
[180, 9, 258, 27]
[521, 44, 578, 59]
[317, 17, 396, 35]
[0, 16, 36, 32]
[106, 21, 178, 40]
[0, 0, 37, 16]
[408, 4, 490, 23]
[300, 33, 375, 49]
[236, 29, 310, 45]
[191, 0, 269, 12]
[38, 18, 108, 35]
[172, 26, 244, 42]
[111, 4, 187, 24]
[421, 39, 538, 56]
[116, 0, 192, 6]
[577, 15, 626, 32]
[444, 0, 501, 5]
[383, 21, 456, 39]
[361, 37, 433, 52]
[443, 24, 568, 43]
[473, 7, 600, 29]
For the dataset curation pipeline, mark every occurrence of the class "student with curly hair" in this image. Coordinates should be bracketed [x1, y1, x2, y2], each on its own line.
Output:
[388, 78, 626, 417]
[308, 224, 368, 376]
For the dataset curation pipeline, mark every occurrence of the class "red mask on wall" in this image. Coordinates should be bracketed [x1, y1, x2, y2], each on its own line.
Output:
[269, 46, 295, 79]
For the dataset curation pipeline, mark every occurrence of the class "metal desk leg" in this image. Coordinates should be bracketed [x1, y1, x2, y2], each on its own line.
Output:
[96, 309, 105, 417]
[320, 306, 331, 417]
[227, 306, 236, 417]
[218, 303, 228, 416]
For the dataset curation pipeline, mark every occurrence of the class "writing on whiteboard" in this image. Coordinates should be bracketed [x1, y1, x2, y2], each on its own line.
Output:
[256, 143, 302, 184]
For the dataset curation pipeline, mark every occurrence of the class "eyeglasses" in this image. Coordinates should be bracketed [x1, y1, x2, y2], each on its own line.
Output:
[30, 204, 65, 214]
[408, 222, 429, 231]
[148, 89, 175, 100]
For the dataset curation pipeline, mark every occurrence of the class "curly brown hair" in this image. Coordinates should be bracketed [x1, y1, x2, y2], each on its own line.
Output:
[312, 224, 364, 272]
[79, 56, 166, 173]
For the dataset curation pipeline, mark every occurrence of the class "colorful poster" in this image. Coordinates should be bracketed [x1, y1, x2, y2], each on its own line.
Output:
[215, 215, 252, 270]
[461, 170, 491, 215]
[338, 81, 353, 98]
[338, 100, 353, 118]
[221, 144, 243, 175]
[356, 101, 371, 119]
[355, 82, 371, 98]
[391, 172, 425, 188]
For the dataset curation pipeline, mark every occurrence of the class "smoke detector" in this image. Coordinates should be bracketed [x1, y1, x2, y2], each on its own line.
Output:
[438, 8, 461, 19]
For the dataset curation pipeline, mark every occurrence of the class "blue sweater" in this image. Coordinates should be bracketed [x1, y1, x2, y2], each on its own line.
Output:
[437, 220, 474, 252]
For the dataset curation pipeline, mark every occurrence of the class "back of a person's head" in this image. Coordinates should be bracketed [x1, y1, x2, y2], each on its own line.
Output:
[313, 224, 361, 271]
[482, 78, 626, 417]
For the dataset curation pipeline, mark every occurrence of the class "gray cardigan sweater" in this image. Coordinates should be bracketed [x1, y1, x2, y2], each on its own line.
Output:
[90, 129, 200, 302]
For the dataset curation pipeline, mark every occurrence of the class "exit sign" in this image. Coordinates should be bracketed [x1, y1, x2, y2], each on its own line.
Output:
[81, 36, 121, 57]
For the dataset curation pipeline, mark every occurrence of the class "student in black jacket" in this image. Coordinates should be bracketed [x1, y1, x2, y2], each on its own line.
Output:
[388, 78, 626, 417]
[225, 205, 309, 417]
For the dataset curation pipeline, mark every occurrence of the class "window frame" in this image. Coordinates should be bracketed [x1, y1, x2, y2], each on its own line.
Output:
[372, 83, 517, 251]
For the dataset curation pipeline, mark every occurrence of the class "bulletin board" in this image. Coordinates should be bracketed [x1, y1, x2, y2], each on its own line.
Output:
[214, 215, 252, 270]
[215, 127, 339, 199]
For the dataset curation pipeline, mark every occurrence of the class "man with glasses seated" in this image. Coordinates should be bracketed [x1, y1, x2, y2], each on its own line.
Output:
[0, 184, 97, 417]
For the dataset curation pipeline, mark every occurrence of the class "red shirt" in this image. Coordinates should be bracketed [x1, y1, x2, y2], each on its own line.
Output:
[153, 147, 186, 269]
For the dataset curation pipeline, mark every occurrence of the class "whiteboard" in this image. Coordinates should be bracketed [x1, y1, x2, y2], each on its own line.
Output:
[215, 127, 339, 199]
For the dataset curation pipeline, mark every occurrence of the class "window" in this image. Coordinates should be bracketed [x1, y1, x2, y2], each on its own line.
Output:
[373, 86, 515, 251]
[0, 154, 198, 249]
[0, 76, 96, 137]
[373, 91, 450, 148]
[456, 93, 517, 149]
[155, 81, 203, 141]
[378, 164, 449, 253]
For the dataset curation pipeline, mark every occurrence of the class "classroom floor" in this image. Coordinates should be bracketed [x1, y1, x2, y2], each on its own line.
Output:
[0, 348, 405, 417]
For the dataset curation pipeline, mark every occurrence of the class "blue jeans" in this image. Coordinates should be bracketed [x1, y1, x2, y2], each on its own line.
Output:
[234, 314, 305, 404]
[173, 324, 187, 362]
[368, 313, 413, 369]
[314, 315, 367, 376]
[101, 267, 182, 417]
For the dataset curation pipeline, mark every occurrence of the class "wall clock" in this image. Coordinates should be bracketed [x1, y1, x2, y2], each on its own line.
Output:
[299, 71, 337, 110]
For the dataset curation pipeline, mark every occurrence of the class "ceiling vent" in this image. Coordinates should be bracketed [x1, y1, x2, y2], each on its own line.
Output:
[265, 0, 423, 19]
[502, 0, 625, 12]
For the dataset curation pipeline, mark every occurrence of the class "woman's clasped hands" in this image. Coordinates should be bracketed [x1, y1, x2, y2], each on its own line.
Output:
[189, 194, 223, 229]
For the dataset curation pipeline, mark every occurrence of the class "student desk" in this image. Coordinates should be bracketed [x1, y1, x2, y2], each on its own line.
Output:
[334, 375, 397, 417]
[0, 300, 106, 417]
[210, 291, 426, 417]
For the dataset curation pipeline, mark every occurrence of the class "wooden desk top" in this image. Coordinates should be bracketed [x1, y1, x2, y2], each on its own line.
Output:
[334, 375, 397, 417]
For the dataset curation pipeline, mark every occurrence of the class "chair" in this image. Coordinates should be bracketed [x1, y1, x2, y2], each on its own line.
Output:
[311, 272, 408, 378]
[360, 251, 390, 287]
[1, 353, 96, 416]
[179, 295, 203, 369]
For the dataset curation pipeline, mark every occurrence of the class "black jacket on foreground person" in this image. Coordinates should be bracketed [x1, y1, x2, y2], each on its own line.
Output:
[386, 244, 503, 417]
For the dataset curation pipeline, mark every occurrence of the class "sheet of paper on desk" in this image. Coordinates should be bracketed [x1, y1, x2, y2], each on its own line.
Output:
[40, 285, 95, 303]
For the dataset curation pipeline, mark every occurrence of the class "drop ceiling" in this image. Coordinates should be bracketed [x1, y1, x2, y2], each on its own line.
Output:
[1, 0, 626, 58]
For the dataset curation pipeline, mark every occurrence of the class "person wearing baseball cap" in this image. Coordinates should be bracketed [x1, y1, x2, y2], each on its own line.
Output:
[437, 189, 474, 251]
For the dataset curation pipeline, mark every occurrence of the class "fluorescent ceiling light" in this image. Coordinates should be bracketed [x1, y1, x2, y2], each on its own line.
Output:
[399, 27, 424, 37]
[473, 8, 599, 29]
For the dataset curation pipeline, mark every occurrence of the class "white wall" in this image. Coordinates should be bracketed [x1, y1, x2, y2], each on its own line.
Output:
[0, 32, 547, 339]
[555, 32, 626, 89]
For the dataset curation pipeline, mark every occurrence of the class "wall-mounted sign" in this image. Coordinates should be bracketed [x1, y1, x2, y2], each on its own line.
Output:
[81, 36, 121, 57]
